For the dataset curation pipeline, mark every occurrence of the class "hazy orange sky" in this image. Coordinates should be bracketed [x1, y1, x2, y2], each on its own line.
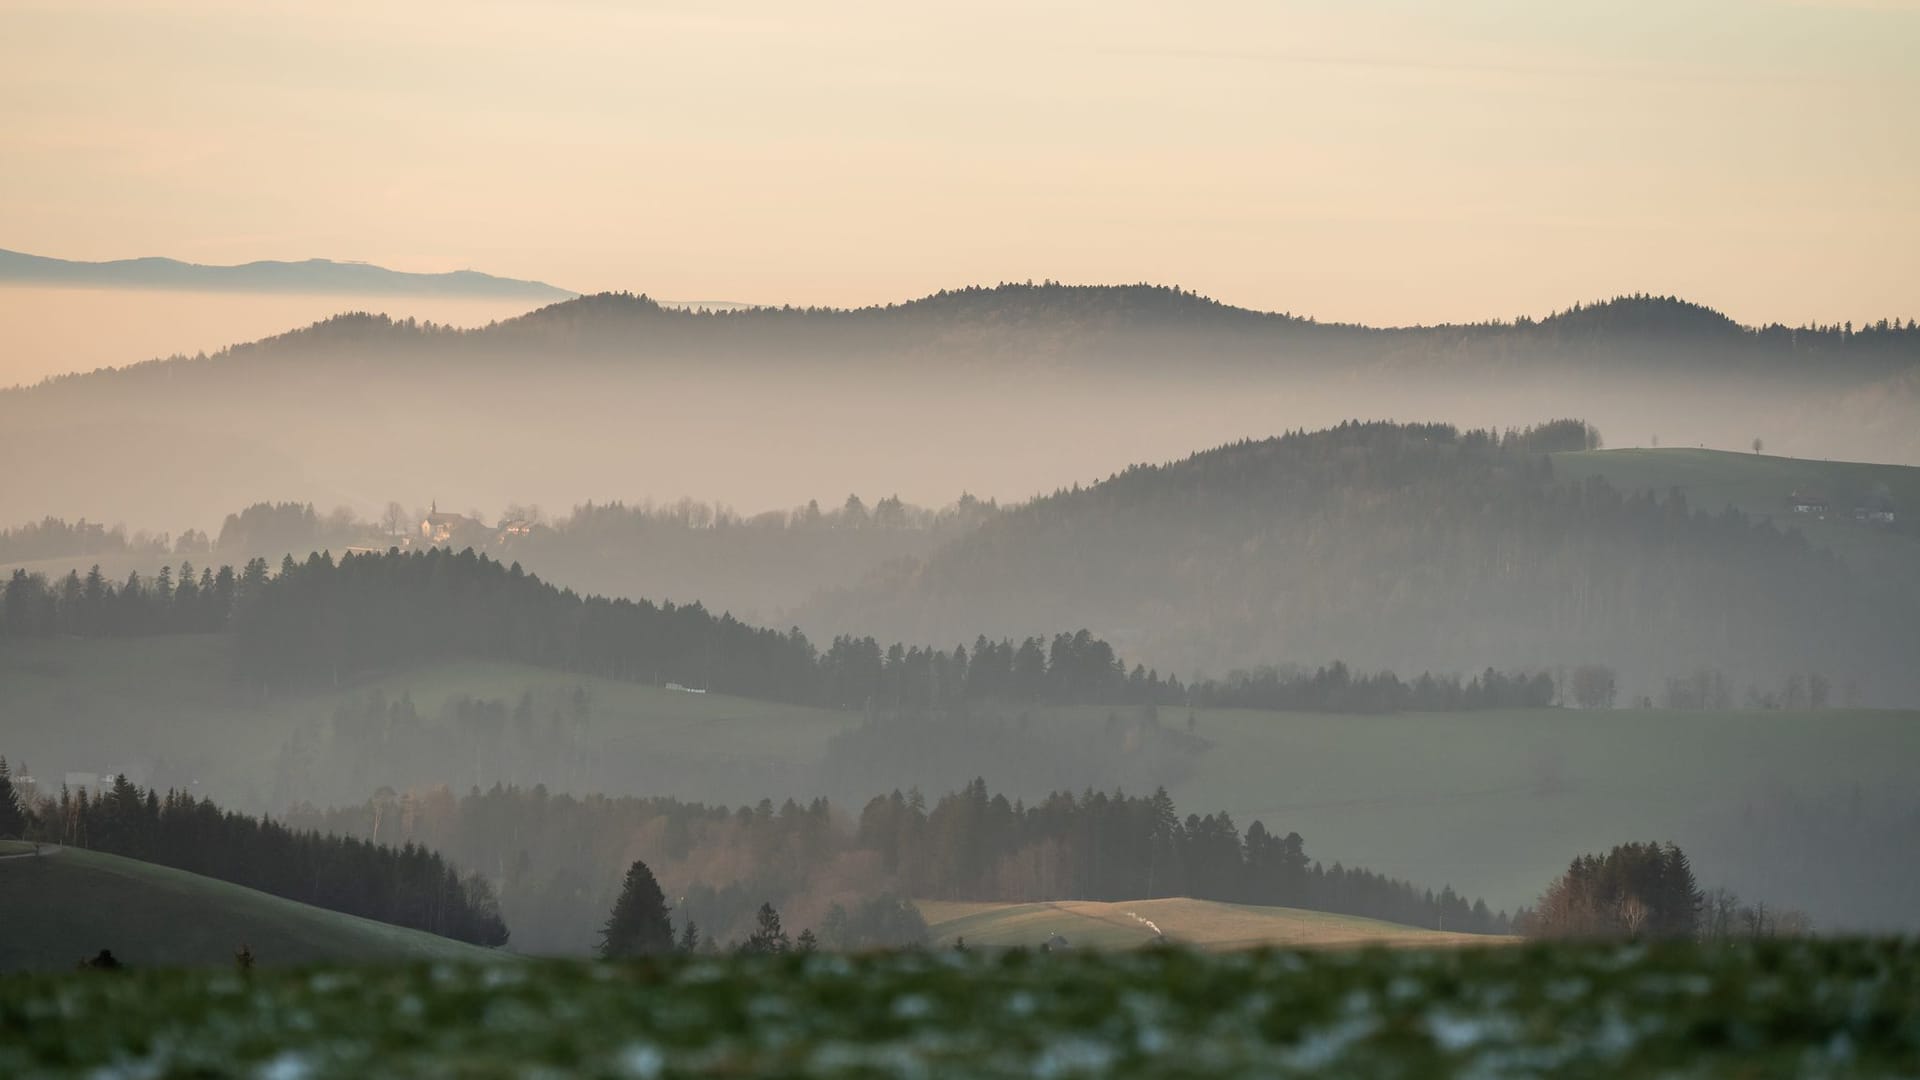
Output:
[2, 0, 1915, 326]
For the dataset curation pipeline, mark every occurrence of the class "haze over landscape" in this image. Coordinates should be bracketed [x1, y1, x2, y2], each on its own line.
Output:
[5, 0, 1916, 325]
[2, 2, 1917, 1075]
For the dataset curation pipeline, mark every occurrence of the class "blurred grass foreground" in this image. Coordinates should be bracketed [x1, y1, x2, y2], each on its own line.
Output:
[3, 940, 1917, 1077]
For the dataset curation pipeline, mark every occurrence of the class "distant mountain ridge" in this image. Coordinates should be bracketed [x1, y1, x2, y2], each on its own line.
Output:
[13, 284, 1904, 392]
[1, 280, 1914, 536]
[0, 247, 576, 299]
[4, 279, 1912, 387]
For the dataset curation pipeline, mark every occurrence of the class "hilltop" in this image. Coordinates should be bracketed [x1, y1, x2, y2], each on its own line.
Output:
[14, 285, 1913, 386]
[1552, 447, 1919, 578]
[0, 842, 503, 971]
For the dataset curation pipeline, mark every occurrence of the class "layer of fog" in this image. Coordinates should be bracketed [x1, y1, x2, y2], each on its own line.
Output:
[5, 360, 1913, 537]
[9, 652, 1914, 931]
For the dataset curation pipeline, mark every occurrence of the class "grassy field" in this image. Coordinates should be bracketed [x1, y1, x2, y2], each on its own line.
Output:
[0, 634, 856, 810]
[917, 897, 1497, 951]
[0, 843, 504, 972]
[1552, 446, 1920, 513]
[2, 943, 1914, 1076]
[1552, 447, 1919, 576]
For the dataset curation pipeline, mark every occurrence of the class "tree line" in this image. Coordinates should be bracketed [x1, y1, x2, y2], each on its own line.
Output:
[600, 858, 927, 959]
[0, 516, 173, 564]
[5, 765, 507, 946]
[3, 545, 1560, 714]
[1, 491, 997, 564]
[3, 559, 263, 636]
[288, 778, 1508, 954]
[0, 502, 340, 566]
[858, 781, 1507, 934]
[26, 287, 1914, 392]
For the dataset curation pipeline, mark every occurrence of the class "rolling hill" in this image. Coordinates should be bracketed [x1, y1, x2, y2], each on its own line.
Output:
[1551, 447, 1918, 576]
[7, 631, 1917, 932]
[0, 842, 504, 971]
[0, 634, 856, 814]
[917, 897, 1499, 950]
[801, 423, 1920, 705]
[2, 284, 1914, 531]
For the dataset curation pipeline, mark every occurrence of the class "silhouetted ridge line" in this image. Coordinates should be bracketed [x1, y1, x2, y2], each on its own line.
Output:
[0, 247, 574, 298]
[7, 282, 1913, 392]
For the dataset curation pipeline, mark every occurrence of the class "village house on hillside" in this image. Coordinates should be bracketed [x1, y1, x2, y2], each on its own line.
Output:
[1786, 492, 1829, 516]
[1852, 495, 1897, 525]
[419, 502, 487, 545]
[1784, 489, 1898, 527]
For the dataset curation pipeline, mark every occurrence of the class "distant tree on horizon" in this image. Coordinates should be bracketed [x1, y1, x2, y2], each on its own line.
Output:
[1570, 665, 1618, 709]
[741, 902, 790, 955]
[600, 859, 675, 959]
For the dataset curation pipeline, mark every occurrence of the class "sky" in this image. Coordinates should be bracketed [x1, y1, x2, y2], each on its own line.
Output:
[2, 0, 1915, 327]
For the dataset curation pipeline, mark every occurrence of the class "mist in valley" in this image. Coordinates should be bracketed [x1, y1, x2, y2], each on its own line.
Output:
[4, 286, 1918, 953]
[10, 2, 1920, 1071]
[5, 288, 1917, 533]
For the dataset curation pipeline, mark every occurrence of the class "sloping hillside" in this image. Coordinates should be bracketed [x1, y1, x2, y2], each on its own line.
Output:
[1552, 447, 1919, 576]
[15, 633, 1918, 932]
[918, 897, 1497, 950]
[0, 843, 503, 971]
[802, 422, 1920, 704]
[0, 634, 855, 814]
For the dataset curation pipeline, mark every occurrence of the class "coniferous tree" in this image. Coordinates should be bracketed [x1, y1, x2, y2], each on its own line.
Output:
[0, 757, 27, 839]
[600, 859, 675, 959]
[1525, 841, 1703, 940]
[25, 773, 506, 944]
[741, 902, 790, 954]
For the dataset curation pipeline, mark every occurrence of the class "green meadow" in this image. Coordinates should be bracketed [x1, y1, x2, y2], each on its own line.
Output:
[0, 842, 502, 972]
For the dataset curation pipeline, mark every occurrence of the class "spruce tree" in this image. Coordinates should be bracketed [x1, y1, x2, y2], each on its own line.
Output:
[742, 902, 790, 954]
[0, 757, 27, 839]
[599, 859, 674, 959]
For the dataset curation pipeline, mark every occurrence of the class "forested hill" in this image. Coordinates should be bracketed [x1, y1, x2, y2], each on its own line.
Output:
[801, 420, 1920, 706]
[4, 283, 1915, 531]
[0, 545, 1553, 714]
[13, 285, 1916, 391]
